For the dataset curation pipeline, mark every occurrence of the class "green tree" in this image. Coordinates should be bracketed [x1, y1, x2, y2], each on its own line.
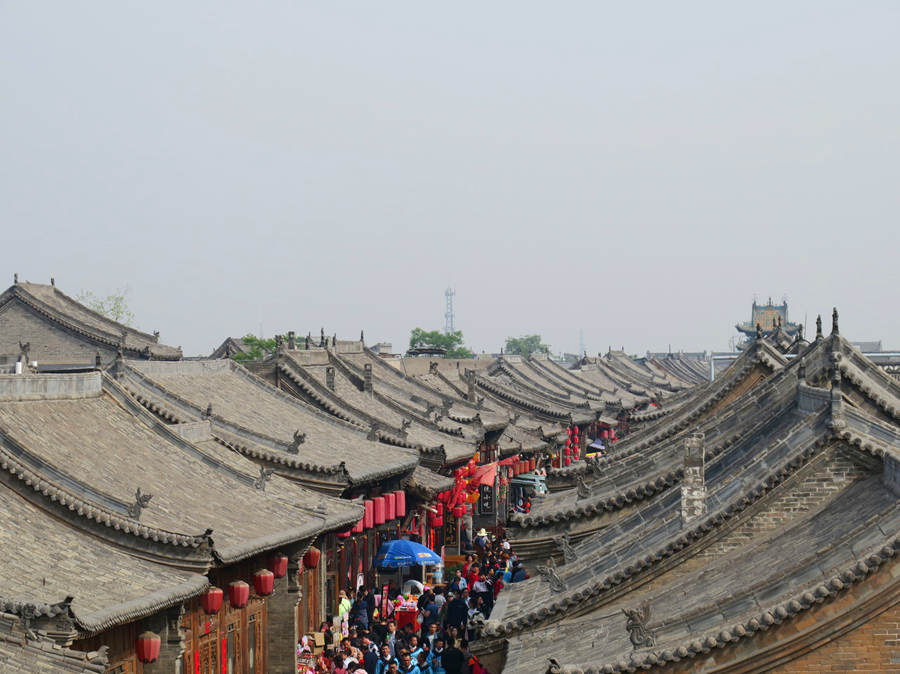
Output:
[77, 288, 135, 327]
[409, 328, 474, 359]
[504, 334, 549, 358]
[231, 334, 279, 362]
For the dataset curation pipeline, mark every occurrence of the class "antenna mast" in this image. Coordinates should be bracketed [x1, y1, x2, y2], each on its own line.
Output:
[444, 287, 456, 334]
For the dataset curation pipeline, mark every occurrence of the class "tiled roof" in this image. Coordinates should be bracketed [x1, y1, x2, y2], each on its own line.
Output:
[2, 283, 181, 360]
[122, 359, 419, 485]
[0, 371, 362, 565]
[0, 481, 207, 634]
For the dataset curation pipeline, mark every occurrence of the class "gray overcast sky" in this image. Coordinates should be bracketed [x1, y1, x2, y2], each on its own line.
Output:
[2, 2, 898, 356]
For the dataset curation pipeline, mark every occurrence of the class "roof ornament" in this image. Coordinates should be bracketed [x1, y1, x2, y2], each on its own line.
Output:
[429, 361, 439, 374]
[332, 333, 337, 347]
[797, 323, 804, 341]
[253, 465, 274, 491]
[319, 328, 325, 348]
[576, 474, 591, 500]
[476, 396, 485, 409]
[305, 334, 311, 350]
[797, 361, 806, 383]
[50, 277, 55, 287]
[547, 657, 563, 674]
[289, 430, 306, 453]
[203, 403, 213, 419]
[536, 557, 567, 592]
[400, 418, 411, 438]
[360, 330, 364, 343]
[832, 307, 839, 335]
[367, 423, 379, 441]
[13, 273, 17, 284]
[87, 646, 110, 667]
[557, 533, 577, 564]
[17, 341, 30, 364]
[623, 602, 655, 650]
[816, 315, 823, 340]
[127, 487, 152, 519]
[114, 344, 125, 379]
[142, 345, 152, 359]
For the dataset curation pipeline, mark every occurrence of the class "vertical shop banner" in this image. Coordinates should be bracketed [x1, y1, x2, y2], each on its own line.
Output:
[479, 484, 494, 514]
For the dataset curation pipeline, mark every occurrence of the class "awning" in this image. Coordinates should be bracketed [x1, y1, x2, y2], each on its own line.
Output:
[469, 462, 498, 487]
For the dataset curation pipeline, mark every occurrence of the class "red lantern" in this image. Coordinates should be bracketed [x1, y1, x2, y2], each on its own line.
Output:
[529, 458, 536, 471]
[364, 499, 374, 529]
[268, 554, 288, 579]
[336, 530, 351, 538]
[394, 490, 406, 517]
[136, 631, 161, 663]
[500, 477, 508, 487]
[303, 547, 321, 569]
[201, 586, 223, 614]
[564, 457, 572, 466]
[385, 492, 396, 521]
[228, 581, 250, 608]
[434, 502, 444, 517]
[601, 429, 609, 439]
[253, 569, 274, 596]
[453, 505, 465, 518]
[432, 516, 444, 528]
[374, 496, 386, 525]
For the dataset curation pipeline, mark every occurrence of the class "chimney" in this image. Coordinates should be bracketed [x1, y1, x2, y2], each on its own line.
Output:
[288, 331, 296, 350]
[466, 369, 476, 402]
[681, 432, 706, 527]
[326, 366, 335, 390]
[363, 363, 373, 393]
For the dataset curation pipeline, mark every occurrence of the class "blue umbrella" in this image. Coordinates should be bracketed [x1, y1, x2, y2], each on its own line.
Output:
[373, 539, 442, 568]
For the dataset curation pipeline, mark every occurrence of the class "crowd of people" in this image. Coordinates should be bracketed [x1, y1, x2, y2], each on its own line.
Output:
[299, 532, 527, 674]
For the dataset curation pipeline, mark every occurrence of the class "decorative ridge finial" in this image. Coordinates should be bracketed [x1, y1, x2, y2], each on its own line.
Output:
[815, 315, 823, 340]
[832, 307, 839, 335]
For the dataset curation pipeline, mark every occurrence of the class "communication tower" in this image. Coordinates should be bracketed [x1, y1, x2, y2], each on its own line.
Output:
[444, 287, 455, 335]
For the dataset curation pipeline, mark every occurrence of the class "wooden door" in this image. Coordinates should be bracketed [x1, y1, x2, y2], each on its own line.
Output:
[196, 631, 218, 674]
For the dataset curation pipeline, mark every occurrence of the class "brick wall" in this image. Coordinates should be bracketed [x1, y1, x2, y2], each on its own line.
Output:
[636, 445, 872, 596]
[768, 602, 900, 672]
[0, 300, 116, 365]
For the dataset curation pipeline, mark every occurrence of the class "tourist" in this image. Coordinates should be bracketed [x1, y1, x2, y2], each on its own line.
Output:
[474, 527, 489, 551]
[385, 620, 398, 658]
[439, 640, 465, 674]
[444, 591, 468, 630]
[423, 622, 440, 651]
[333, 654, 349, 674]
[428, 636, 446, 674]
[396, 649, 419, 674]
[361, 636, 378, 674]
[416, 651, 433, 674]
[339, 590, 352, 621]
[448, 569, 466, 595]
[374, 644, 395, 674]
[406, 635, 424, 662]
